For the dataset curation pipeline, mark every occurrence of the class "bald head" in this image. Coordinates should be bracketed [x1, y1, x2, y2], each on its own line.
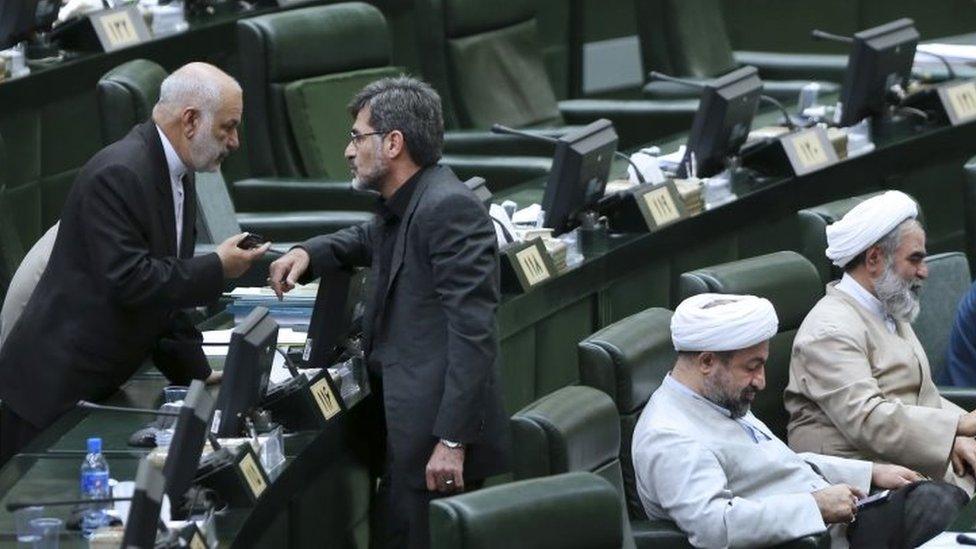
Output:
[152, 62, 242, 172]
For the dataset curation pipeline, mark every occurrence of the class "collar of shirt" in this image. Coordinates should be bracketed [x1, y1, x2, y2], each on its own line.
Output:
[376, 167, 425, 225]
[835, 273, 897, 333]
[155, 125, 188, 183]
[662, 373, 771, 443]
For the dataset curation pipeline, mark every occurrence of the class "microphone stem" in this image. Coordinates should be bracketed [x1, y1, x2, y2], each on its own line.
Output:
[78, 401, 180, 417]
[7, 496, 133, 512]
[613, 151, 646, 185]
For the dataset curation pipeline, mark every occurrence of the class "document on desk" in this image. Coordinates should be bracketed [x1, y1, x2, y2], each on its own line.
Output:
[917, 44, 976, 65]
[201, 328, 308, 356]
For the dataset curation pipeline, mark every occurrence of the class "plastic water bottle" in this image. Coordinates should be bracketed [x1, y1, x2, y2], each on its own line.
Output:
[80, 437, 110, 538]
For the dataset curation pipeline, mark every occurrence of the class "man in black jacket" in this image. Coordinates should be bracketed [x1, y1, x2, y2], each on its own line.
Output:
[0, 63, 268, 462]
[269, 76, 510, 548]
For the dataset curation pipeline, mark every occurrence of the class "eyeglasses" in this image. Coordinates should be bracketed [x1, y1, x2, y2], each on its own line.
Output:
[349, 130, 389, 147]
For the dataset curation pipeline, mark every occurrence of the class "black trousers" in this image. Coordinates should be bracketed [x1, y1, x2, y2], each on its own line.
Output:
[0, 404, 41, 466]
[848, 480, 969, 548]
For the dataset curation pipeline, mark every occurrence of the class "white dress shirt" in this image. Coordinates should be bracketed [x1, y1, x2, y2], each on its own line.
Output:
[156, 125, 188, 251]
[633, 374, 873, 548]
[835, 273, 897, 334]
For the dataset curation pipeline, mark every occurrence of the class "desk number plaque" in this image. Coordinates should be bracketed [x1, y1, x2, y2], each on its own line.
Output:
[500, 238, 558, 293]
[634, 181, 688, 231]
[237, 447, 269, 500]
[780, 126, 839, 176]
[938, 80, 976, 126]
[90, 6, 151, 52]
[309, 374, 342, 421]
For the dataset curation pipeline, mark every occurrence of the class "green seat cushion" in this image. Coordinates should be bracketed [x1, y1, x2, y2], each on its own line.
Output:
[447, 18, 561, 129]
[283, 66, 402, 178]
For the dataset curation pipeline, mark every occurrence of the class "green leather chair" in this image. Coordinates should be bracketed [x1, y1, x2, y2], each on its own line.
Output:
[412, 0, 699, 155]
[97, 59, 370, 242]
[0, 133, 25, 302]
[578, 308, 675, 524]
[429, 472, 623, 549]
[915, 252, 972, 384]
[634, 0, 844, 101]
[678, 251, 824, 440]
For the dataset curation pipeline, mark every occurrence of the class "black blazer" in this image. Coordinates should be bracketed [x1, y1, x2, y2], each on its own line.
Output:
[0, 121, 224, 429]
[300, 165, 511, 487]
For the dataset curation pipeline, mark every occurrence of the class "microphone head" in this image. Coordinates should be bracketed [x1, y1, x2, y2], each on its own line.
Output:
[648, 71, 668, 82]
[490, 124, 507, 134]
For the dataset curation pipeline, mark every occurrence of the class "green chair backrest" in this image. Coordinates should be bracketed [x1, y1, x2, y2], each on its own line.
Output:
[237, 3, 400, 179]
[511, 385, 635, 548]
[578, 307, 675, 521]
[914, 252, 972, 382]
[415, 0, 562, 130]
[634, 0, 737, 79]
[429, 472, 623, 549]
[678, 251, 824, 440]
[0, 132, 26, 302]
[96, 59, 168, 146]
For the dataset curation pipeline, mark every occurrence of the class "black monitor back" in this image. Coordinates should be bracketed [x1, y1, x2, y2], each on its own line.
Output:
[212, 307, 278, 437]
[542, 119, 618, 236]
[121, 458, 166, 548]
[838, 18, 919, 126]
[163, 380, 215, 505]
[0, 0, 58, 49]
[300, 269, 366, 369]
[681, 66, 762, 178]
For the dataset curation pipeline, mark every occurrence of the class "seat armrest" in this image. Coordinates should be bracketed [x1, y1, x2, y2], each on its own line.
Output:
[733, 51, 849, 83]
[444, 128, 573, 157]
[940, 386, 976, 411]
[558, 99, 699, 148]
[231, 177, 375, 212]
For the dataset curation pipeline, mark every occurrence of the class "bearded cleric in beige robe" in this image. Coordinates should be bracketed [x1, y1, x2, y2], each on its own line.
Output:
[786, 191, 976, 494]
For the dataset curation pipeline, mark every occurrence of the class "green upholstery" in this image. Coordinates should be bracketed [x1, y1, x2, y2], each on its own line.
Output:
[97, 58, 372, 242]
[579, 308, 674, 521]
[914, 252, 972, 382]
[0, 134, 24, 301]
[429, 472, 623, 549]
[678, 251, 824, 440]
[634, 0, 840, 102]
[96, 59, 167, 145]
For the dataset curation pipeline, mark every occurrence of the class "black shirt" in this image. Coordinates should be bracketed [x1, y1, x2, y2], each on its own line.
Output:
[364, 168, 423, 360]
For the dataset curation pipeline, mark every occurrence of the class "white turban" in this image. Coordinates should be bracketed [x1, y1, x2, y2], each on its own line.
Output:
[825, 191, 918, 268]
[671, 293, 779, 352]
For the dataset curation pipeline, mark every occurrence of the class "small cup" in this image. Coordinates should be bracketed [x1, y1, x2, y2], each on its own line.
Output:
[29, 517, 63, 549]
[13, 505, 43, 542]
[163, 385, 189, 404]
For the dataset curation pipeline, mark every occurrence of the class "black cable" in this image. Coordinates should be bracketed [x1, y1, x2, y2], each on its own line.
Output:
[759, 94, 796, 130]
[614, 151, 646, 184]
[914, 49, 957, 80]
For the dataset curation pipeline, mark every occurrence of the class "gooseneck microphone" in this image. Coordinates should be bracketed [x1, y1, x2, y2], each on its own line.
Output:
[914, 49, 958, 80]
[810, 29, 854, 44]
[647, 71, 707, 89]
[758, 95, 797, 130]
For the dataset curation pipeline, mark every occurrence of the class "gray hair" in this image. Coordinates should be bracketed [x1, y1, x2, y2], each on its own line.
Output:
[155, 64, 240, 118]
[844, 218, 921, 272]
[348, 76, 443, 167]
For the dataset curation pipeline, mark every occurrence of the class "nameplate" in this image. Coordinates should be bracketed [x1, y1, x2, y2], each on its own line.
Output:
[500, 239, 559, 293]
[634, 181, 687, 231]
[938, 80, 976, 126]
[190, 531, 208, 549]
[237, 451, 267, 499]
[779, 126, 839, 175]
[90, 6, 150, 52]
[309, 376, 341, 421]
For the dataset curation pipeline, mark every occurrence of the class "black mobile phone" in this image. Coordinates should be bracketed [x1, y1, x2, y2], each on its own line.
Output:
[237, 233, 266, 250]
[856, 489, 890, 510]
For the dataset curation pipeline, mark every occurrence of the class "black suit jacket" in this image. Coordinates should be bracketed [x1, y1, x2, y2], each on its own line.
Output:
[0, 121, 224, 429]
[300, 165, 511, 487]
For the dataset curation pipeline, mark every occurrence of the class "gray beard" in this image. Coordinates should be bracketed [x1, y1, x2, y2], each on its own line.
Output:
[874, 263, 922, 323]
[702, 373, 752, 419]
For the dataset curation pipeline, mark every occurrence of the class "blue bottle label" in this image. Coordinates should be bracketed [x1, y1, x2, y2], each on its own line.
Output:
[81, 471, 109, 496]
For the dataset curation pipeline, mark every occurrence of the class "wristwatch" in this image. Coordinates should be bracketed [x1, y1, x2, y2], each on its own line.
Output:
[440, 439, 464, 449]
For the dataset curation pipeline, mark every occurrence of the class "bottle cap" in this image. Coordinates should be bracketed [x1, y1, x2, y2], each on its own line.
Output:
[87, 437, 101, 454]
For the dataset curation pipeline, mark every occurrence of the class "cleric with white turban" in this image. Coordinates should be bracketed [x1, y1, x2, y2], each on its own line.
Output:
[671, 293, 779, 352]
[825, 190, 918, 268]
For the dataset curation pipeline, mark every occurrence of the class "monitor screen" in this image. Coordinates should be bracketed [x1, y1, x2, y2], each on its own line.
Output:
[121, 458, 166, 548]
[211, 307, 278, 437]
[0, 0, 59, 50]
[298, 269, 365, 369]
[163, 380, 215, 509]
[542, 118, 618, 236]
[837, 18, 919, 127]
[680, 65, 762, 178]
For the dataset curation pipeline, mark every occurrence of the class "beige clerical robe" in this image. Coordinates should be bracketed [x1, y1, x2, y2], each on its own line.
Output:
[785, 284, 974, 493]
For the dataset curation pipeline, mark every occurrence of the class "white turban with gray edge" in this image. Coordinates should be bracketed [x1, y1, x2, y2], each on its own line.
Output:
[671, 293, 779, 352]
[825, 191, 918, 268]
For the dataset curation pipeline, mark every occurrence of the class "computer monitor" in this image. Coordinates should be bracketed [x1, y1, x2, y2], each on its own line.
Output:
[163, 380, 215, 508]
[0, 0, 59, 50]
[298, 269, 366, 369]
[679, 65, 762, 178]
[121, 458, 167, 548]
[542, 118, 618, 236]
[837, 18, 919, 127]
[211, 307, 278, 437]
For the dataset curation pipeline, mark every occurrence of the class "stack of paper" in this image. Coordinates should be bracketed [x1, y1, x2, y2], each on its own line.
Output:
[223, 283, 319, 329]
